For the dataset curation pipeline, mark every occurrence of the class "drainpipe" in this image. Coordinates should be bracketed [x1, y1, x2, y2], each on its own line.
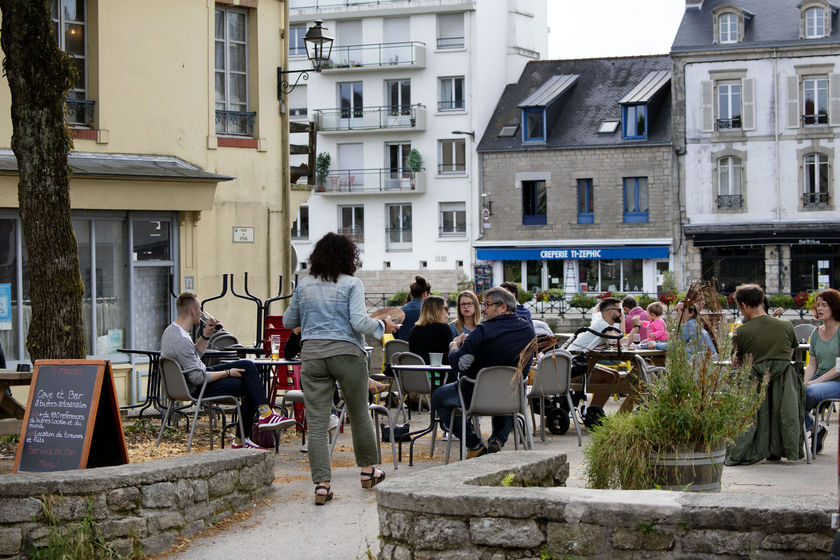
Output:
[773, 50, 781, 223]
[777, 244, 783, 294]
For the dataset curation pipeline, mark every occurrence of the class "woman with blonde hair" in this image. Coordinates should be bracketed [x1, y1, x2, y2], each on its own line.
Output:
[450, 290, 481, 337]
[407, 296, 454, 367]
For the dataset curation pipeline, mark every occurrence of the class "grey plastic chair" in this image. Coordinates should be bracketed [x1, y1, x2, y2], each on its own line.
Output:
[383, 339, 410, 421]
[633, 354, 665, 387]
[444, 366, 534, 464]
[392, 351, 441, 464]
[529, 349, 582, 446]
[794, 323, 817, 344]
[156, 357, 244, 453]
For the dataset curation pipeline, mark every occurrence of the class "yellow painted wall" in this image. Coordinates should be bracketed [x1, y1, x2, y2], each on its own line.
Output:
[0, 0, 304, 351]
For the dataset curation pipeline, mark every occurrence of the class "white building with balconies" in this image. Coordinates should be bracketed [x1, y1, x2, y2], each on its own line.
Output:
[287, 0, 547, 293]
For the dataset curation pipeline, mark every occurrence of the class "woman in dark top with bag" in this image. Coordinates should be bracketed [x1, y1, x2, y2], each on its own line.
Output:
[407, 296, 453, 367]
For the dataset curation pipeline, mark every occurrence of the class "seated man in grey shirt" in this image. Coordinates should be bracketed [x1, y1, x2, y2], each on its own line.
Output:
[160, 292, 294, 449]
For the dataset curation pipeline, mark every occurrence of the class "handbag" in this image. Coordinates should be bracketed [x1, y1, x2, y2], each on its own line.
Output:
[380, 422, 411, 442]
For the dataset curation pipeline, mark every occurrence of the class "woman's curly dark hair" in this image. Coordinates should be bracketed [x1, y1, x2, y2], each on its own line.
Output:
[308, 232, 359, 282]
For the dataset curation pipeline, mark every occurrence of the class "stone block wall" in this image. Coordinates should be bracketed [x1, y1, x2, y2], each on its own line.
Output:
[0, 449, 274, 559]
[377, 450, 835, 559]
[356, 269, 465, 295]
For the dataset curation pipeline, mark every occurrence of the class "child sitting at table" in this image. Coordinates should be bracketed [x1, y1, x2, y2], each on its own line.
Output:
[644, 302, 669, 350]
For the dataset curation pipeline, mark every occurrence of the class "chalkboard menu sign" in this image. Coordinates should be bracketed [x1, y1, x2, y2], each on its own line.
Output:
[13, 360, 128, 473]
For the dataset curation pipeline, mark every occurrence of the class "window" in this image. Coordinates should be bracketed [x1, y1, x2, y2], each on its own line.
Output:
[622, 177, 649, 223]
[288, 85, 307, 120]
[291, 206, 309, 240]
[339, 205, 364, 245]
[803, 77, 829, 125]
[215, 6, 253, 136]
[386, 79, 411, 115]
[289, 24, 307, 56]
[598, 120, 619, 134]
[577, 179, 594, 224]
[717, 81, 742, 129]
[438, 77, 465, 111]
[717, 156, 743, 209]
[522, 180, 547, 225]
[522, 108, 545, 142]
[386, 204, 412, 251]
[439, 203, 466, 237]
[339, 81, 363, 119]
[438, 139, 465, 174]
[719, 12, 738, 43]
[806, 7, 827, 38]
[622, 104, 646, 139]
[51, 0, 91, 126]
[803, 153, 830, 206]
[437, 13, 464, 49]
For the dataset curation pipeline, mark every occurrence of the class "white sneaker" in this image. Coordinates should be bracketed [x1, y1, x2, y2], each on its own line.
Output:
[441, 431, 459, 441]
[300, 441, 308, 453]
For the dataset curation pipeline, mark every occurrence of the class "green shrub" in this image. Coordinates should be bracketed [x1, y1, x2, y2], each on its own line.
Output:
[569, 292, 596, 311]
[387, 292, 408, 306]
[315, 152, 331, 180]
[637, 293, 655, 309]
[768, 293, 795, 309]
[517, 290, 533, 304]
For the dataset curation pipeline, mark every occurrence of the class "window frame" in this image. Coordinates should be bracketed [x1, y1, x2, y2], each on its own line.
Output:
[802, 76, 829, 125]
[338, 205, 365, 246]
[386, 203, 412, 251]
[576, 179, 594, 224]
[803, 152, 831, 206]
[215, 6, 252, 136]
[438, 76, 465, 111]
[51, 0, 89, 126]
[385, 79, 411, 116]
[338, 81, 364, 120]
[622, 177, 649, 223]
[438, 139, 466, 174]
[522, 180, 547, 226]
[439, 203, 466, 237]
[521, 108, 546, 143]
[719, 12, 738, 43]
[805, 6, 827, 38]
[436, 13, 465, 49]
[621, 104, 647, 140]
[716, 80, 742, 130]
[291, 205, 309, 240]
[289, 23, 307, 56]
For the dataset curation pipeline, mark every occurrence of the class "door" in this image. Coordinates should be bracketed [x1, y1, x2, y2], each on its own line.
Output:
[338, 143, 363, 190]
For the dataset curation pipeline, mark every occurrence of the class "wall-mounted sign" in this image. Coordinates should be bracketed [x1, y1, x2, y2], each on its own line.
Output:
[481, 208, 490, 221]
[233, 227, 254, 243]
[476, 246, 669, 261]
[798, 239, 821, 245]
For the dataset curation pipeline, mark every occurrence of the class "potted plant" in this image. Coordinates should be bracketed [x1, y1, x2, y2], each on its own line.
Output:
[407, 148, 423, 173]
[316, 152, 331, 189]
[584, 281, 765, 492]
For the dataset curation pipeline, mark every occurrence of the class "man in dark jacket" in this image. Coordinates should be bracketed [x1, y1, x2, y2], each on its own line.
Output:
[432, 286, 535, 457]
[501, 281, 531, 321]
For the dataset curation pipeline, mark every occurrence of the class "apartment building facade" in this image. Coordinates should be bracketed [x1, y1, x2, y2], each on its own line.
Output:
[673, 0, 840, 294]
[476, 56, 677, 296]
[287, 0, 547, 293]
[0, 0, 297, 401]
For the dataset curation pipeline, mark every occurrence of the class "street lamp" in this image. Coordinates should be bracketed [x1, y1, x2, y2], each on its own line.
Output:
[277, 20, 334, 97]
[451, 130, 475, 138]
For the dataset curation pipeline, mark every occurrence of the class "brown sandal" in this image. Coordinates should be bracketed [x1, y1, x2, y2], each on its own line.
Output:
[360, 467, 386, 489]
[314, 484, 333, 505]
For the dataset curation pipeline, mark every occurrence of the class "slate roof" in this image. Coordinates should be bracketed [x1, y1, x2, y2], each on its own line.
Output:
[477, 55, 672, 153]
[672, 0, 840, 52]
[0, 150, 233, 182]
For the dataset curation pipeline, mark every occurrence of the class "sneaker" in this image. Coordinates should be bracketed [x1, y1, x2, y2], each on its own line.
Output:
[487, 438, 503, 454]
[466, 443, 488, 459]
[258, 411, 296, 430]
[300, 441, 308, 453]
[441, 431, 459, 441]
[816, 425, 828, 455]
[231, 438, 271, 450]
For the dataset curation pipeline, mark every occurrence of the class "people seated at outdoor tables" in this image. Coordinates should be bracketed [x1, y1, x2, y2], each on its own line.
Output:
[407, 295, 454, 368]
[432, 286, 535, 458]
[160, 292, 295, 450]
[284, 232, 400, 505]
[501, 281, 532, 321]
[803, 288, 840, 454]
[567, 297, 624, 354]
[644, 301, 669, 350]
[396, 276, 430, 340]
[450, 290, 481, 337]
[622, 295, 648, 339]
[725, 284, 804, 466]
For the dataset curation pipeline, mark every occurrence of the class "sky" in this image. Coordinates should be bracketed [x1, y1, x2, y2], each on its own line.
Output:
[547, 0, 686, 60]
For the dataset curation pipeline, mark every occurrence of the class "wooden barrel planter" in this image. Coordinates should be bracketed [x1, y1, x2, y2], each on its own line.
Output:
[651, 444, 726, 492]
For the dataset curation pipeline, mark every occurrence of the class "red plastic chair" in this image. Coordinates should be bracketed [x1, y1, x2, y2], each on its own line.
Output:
[264, 315, 305, 430]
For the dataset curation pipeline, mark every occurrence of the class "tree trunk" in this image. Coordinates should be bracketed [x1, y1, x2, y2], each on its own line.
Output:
[0, 1, 85, 360]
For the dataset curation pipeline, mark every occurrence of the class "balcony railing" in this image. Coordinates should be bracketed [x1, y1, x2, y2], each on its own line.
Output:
[439, 226, 466, 237]
[66, 99, 95, 127]
[438, 163, 465, 174]
[316, 168, 423, 194]
[385, 227, 412, 251]
[315, 105, 425, 132]
[215, 110, 256, 137]
[322, 42, 425, 71]
[717, 194, 743, 209]
[338, 226, 364, 246]
[803, 112, 829, 125]
[716, 117, 741, 130]
[291, 0, 409, 8]
[437, 36, 465, 49]
[438, 99, 465, 111]
[803, 192, 830, 206]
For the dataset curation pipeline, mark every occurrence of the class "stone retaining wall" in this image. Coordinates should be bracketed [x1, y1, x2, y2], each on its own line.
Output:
[0, 449, 274, 559]
[377, 450, 836, 559]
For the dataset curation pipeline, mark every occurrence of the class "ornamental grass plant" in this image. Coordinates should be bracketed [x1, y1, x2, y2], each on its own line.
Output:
[584, 281, 766, 490]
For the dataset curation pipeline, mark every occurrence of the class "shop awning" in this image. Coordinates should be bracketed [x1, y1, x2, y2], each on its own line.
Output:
[475, 246, 670, 261]
[685, 223, 840, 247]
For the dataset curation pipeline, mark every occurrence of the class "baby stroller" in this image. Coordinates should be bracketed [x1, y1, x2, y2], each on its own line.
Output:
[530, 325, 624, 435]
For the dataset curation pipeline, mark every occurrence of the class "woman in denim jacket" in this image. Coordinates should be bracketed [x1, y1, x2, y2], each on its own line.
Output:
[284, 233, 399, 505]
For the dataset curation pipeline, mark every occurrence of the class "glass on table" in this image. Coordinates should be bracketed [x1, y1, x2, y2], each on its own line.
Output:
[270, 335, 282, 360]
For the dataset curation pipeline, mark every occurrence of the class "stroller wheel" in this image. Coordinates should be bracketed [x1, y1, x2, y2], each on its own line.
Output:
[546, 407, 570, 435]
[582, 406, 605, 429]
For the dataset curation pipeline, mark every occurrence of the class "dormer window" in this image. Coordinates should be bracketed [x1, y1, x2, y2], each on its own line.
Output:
[618, 70, 670, 142]
[622, 105, 646, 139]
[799, 1, 835, 38]
[517, 74, 579, 145]
[719, 12, 738, 43]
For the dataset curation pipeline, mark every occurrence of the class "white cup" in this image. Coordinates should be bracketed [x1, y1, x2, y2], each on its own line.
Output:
[429, 353, 443, 367]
